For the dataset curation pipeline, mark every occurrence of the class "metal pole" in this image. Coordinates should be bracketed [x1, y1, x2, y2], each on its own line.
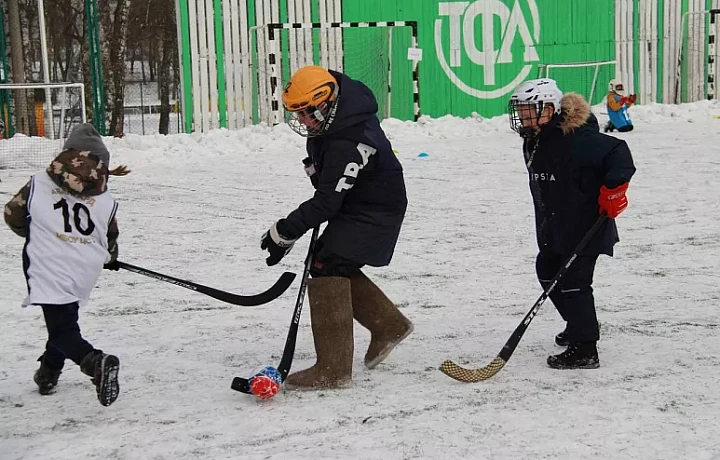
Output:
[59, 86, 66, 136]
[140, 81, 145, 134]
[79, 84, 87, 123]
[387, 28, 392, 119]
[37, 0, 55, 139]
[590, 64, 600, 105]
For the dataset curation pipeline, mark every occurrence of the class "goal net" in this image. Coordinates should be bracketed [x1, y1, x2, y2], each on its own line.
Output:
[675, 9, 720, 103]
[342, 26, 391, 120]
[0, 82, 87, 170]
[253, 21, 420, 126]
[537, 60, 616, 107]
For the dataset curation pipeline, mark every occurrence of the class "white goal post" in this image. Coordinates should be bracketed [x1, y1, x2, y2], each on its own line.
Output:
[537, 60, 617, 106]
[674, 9, 720, 103]
[0, 82, 87, 170]
[254, 21, 421, 126]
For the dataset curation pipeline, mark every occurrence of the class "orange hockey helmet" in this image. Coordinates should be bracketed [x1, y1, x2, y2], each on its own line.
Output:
[282, 66, 339, 137]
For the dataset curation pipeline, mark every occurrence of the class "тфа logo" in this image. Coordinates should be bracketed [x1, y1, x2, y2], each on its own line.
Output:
[435, 0, 540, 99]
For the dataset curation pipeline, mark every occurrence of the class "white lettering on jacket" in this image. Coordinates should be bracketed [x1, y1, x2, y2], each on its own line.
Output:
[335, 143, 377, 192]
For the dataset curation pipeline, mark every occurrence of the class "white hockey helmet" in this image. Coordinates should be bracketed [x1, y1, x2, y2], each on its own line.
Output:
[609, 79, 625, 94]
[508, 78, 563, 136]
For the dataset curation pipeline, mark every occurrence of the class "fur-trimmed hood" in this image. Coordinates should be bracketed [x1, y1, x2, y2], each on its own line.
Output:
[559, 92, 592, 135]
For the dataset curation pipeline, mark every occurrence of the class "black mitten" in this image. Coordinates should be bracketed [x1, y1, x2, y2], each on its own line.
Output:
[104, 260, 120, 271]
[261, 220, 298, 266]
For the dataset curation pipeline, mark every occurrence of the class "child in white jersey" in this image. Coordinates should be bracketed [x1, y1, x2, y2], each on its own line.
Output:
[4, 124, 129, 407]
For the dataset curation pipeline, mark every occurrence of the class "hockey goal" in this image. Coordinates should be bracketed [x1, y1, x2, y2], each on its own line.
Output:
[537, 60, 617, 106]
[675, 9, 720, 102]
[252, 21, 421, 126]
[0, 82, 87, 170]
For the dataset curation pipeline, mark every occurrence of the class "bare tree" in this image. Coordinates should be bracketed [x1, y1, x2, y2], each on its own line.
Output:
[16, 0, 179, 136]
[98, 0, 131, 137]
[47, 0, 83, 81]
[157, 0, 176, 135]
[19, 0, 38, 82]
[7, 0, 29, 134]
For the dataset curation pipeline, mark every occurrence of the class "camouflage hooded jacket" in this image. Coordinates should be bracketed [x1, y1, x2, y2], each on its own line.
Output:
[4, 149, 119, 261]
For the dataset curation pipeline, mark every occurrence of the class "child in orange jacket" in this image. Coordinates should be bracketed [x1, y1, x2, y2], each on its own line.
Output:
[604, 79, 637, 132]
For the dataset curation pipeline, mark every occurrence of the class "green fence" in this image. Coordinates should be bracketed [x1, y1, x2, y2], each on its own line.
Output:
[175, 0, 717, 132]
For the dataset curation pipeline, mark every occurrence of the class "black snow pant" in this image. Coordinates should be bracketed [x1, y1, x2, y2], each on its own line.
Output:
[40, 302, 95, 370]
[309, 240, 364, 278]
[536, 250, 600, 342]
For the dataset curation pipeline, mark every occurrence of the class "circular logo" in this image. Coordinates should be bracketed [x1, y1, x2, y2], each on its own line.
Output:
[435, 0, 541, 99]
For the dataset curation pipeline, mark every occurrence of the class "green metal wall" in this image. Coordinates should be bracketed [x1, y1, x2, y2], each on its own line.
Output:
[341, 0, 615, 118]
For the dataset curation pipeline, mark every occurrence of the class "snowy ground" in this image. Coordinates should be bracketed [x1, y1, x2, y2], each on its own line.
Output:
[1, 101, 719, 460]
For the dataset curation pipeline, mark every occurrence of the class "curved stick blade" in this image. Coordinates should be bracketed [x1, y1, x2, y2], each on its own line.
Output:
[439, 357, 507, 383]
[235, 271, 297, 306]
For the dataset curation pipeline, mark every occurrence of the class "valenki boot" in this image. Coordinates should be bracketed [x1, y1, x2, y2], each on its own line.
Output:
[284, 276, 354, 390]
[350, 271, 413, 369]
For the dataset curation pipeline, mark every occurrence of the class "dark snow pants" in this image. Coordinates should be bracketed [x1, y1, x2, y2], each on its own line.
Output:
[40, 302, 95, 370]
[536, 250, 601, 342]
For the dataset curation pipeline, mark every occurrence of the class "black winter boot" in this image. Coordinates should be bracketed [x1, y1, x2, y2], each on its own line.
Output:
[80, 350, 120, 406]
[33, 355, 62, 395]
[555, 327, 570, 347]
[547, 341, 600, 369]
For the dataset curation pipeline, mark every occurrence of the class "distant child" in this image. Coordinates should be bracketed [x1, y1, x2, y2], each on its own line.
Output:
[604, 79, 637, 132]
[4, 123, 129, 406]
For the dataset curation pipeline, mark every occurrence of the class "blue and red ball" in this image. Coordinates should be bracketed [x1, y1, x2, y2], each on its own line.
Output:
[249, 366, 282, 400]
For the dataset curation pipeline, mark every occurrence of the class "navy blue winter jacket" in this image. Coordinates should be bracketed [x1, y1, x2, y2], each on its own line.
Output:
[523, 93, 636, 256]
[280, 71, 407, 266]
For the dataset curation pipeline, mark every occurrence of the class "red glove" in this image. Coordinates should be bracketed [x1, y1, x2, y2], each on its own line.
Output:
[619, 97, 629, 105]
[598, 183, 629, 218]
[629, 94, 637, 103]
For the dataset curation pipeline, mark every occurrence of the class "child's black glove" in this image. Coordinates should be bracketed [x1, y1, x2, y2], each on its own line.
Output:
[104, 260, 120, 271]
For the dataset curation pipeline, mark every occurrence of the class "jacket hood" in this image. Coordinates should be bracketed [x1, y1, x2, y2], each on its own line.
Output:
[62, 123, 111, 168]
[46, 148, 109, 196]
[559, 92, 593, 135]
[323, 71, 378, 135]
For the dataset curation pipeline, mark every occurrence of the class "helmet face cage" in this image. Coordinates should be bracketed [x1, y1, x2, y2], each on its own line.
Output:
[284, 83, 338, 138]
[609, 79, 625, 95]
[509, 100, 546, 138]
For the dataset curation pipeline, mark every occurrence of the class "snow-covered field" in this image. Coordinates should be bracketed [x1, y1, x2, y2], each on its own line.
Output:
[1, 101, 719, 460]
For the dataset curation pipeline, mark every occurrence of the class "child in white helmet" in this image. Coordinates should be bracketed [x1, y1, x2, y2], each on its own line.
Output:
[604, 79, 637, 132]
[508, 78, 636, 369]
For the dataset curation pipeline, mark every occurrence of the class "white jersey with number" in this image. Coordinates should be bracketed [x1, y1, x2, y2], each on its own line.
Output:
[22, 173, 118, 307]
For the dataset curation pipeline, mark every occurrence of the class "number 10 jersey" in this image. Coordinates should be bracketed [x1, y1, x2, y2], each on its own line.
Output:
[22, 172, 118, 307]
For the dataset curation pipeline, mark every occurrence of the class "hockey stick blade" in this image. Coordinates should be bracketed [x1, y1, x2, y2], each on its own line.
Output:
[439, 214, 608, 383]
[440, 357, 506, 382]
[231, 227, 320, 395]
[230, 375, 251, 393]
[118, 262, 296, 306]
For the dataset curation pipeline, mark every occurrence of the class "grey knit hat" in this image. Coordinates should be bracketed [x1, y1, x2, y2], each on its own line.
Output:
[62, 123, 110, 167]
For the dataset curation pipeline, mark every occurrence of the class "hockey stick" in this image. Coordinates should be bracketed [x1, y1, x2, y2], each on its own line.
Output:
[118, 261, 296, 307]
[231, 227, 319, 394]
[439, 213, 608, 382]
